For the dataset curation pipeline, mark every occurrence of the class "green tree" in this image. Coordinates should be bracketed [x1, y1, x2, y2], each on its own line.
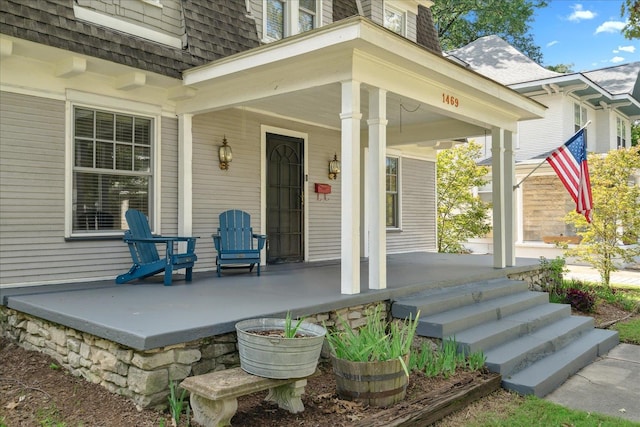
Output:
[546, 63, 574, 73]
[432, 0, 548, 63]
[632, 121, 639, 147]
[621, 0, 640, 39]
[437, 141, 492, 253]
[564, 146, 640, 286]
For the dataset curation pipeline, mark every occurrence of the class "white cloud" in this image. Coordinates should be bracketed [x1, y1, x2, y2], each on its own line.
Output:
[618, 45, 636, 53]
[595, 21, 626, 34]
[547, 40, 559, 47]
[610, 56, 625, 63]
[568, 4, 596, 22]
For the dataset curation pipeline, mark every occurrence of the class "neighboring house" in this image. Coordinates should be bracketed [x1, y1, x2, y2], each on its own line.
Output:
[446, 35, 640, 258]
[0, 1, 545, 293]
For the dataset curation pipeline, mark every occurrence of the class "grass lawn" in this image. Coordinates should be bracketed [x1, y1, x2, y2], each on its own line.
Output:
[468, 395, 640, 427]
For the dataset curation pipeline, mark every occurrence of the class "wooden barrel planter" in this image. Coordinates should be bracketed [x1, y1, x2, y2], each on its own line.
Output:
[330, 354, 410, 407]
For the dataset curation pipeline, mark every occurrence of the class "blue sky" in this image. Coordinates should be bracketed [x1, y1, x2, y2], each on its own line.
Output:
[530, 0, 639, 71]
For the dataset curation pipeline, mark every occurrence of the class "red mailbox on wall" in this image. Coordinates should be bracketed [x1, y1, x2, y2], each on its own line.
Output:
[314, 183, 331, 200]
[314, 183, 331, 194]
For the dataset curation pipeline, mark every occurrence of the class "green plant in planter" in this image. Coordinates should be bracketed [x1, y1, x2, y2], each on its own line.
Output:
[325, 305, 419, 372]
[283, 310, 306, 338]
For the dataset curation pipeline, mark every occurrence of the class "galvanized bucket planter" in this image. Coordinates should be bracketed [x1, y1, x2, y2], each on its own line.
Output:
[330, 353, 410, 407]
[235, 318, 327, 379]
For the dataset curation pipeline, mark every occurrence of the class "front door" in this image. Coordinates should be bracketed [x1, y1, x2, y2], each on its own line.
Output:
[266, 133, 304, 264]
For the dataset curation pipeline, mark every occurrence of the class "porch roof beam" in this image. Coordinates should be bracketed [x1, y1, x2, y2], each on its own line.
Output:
[178, 17, 546, 127]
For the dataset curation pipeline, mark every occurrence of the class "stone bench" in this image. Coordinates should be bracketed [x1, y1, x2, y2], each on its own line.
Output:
[180, 367, 311, 427]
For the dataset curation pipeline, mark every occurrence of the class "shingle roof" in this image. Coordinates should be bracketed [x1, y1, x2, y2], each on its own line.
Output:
[0, 0, 260, 79]
[582, 62, 640, 98]
[416, 5, 442, 55]
[333, 0, 360, 21]
[446, 35, 561, 85]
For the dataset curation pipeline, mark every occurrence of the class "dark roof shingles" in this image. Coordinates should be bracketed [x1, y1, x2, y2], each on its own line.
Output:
[1, 0, 260, 79]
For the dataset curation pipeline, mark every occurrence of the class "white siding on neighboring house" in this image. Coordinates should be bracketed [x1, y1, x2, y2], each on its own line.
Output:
[516, 94, 565, 161]
[387, 157, 436, 253]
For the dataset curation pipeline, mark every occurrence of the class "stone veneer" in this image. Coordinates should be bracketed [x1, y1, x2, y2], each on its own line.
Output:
[0, 301, 385, 410]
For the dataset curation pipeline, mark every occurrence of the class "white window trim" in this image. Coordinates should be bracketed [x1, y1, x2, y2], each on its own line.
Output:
[64, 91, 162, 238]
[73, 4, 181, 48]
[262, 0, 322, 43]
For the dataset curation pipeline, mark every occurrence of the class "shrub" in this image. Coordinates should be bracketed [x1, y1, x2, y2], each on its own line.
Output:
[564, 288, 596, 313]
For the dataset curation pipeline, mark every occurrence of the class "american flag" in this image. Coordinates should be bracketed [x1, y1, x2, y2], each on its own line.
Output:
[546, 129, 593, 223]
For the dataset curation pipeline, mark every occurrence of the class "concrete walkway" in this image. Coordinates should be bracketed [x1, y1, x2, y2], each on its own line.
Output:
[565, 264, 640, 287]
[545, 344, 640, 422]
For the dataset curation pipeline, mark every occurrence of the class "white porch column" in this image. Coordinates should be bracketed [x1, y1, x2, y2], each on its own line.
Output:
[178, 114, 194, 247]
[367, 87, 387, 290]
[504, 131, 516, 266]
[491, 127, 506, 268]
[340, 80, 362, 294]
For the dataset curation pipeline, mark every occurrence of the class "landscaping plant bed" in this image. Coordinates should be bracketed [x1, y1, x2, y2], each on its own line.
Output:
[232, 360, 501, 427]
[0, 337, 499, 427]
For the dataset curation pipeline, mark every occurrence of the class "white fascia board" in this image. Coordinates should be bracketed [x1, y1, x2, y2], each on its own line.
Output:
[73, 4, 182, 49]
[183, 22, 363, 85]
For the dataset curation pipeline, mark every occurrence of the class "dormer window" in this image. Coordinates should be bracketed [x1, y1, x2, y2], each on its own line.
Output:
[299, 0, 317, 33]
[266, 0, 285, 40]
[384, 4, 406, 36]
[264, 0, 320, 42]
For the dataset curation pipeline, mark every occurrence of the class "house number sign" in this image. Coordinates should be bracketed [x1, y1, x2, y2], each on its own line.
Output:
[442, 93, 459, 107]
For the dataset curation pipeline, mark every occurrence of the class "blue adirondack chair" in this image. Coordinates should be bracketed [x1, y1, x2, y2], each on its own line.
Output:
[116, 209, 198, 286]
[213, 210, 266, 277]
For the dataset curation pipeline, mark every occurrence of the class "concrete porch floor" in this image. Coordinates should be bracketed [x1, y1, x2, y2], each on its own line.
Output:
[0, 252, 539, 350]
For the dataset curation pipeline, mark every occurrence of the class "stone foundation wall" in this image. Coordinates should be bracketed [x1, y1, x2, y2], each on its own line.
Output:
[0, 301, 384, 409]
[508, 267, 558, 292]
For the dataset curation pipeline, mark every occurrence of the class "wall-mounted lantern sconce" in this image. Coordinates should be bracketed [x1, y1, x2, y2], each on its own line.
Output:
[328, 153, 340, 180]
[218, 136, 232, 170]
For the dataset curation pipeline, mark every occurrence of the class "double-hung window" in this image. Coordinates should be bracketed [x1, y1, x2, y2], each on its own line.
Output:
[617, 117, 627, 148]
[386, 156, 400, 228]
[384, 4, 406, 36]
[72, 107, 153, 234]
[264, 0, 318, 41]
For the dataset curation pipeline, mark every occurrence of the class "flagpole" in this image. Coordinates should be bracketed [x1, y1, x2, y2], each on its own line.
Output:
[513, 120, 591, 190]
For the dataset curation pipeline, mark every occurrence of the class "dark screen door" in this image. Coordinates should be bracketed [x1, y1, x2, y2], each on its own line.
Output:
[266, 133, 304, 263]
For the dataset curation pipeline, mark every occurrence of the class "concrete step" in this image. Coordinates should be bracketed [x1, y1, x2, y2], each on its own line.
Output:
[484, 315, 595, 377]
[502, 328, 619, 397]
[390, 277, 620, 397]
[451, 303, 572, 354]
[416, 291, 549, 338]
[392, 278, 528, 319]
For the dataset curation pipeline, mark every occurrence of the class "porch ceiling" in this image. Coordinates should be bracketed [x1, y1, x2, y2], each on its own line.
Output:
[178, 17, 546, 142]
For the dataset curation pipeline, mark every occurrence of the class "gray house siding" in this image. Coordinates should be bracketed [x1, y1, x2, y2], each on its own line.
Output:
[387, 157, 437, 253]
[191, 109, 343, 269]
[192, 109, 265, 271]
[160, 116, 179, 235]
[0, 91, 182, 286]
